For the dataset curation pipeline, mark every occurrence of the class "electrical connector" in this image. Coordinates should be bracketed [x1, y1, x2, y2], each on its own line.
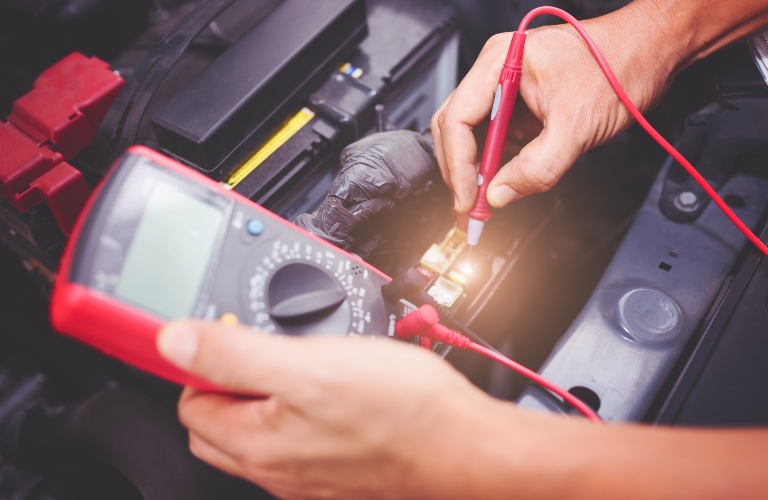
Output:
[394, 304, 439, 339]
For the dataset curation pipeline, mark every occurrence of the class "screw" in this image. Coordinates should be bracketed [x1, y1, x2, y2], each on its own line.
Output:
[674, 191, 699, 212]
[375, 104, 387, 133]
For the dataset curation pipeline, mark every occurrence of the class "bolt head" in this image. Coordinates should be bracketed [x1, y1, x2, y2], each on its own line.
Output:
[674, 191, 699, 212]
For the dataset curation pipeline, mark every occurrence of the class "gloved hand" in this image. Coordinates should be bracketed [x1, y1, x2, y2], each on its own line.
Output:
[295, 130, 436, 249]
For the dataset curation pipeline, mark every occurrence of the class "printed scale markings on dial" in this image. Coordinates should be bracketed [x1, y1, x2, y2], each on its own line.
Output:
[246, 239, 374, 335]
[334, 256, 372, 334]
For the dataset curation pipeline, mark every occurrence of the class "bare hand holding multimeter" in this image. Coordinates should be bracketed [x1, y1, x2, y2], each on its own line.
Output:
[51, 146, 398, 389]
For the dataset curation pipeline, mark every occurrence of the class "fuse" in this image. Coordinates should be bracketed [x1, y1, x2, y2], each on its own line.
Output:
[419, 227, 467, 274]
[427, 276, 463, 308]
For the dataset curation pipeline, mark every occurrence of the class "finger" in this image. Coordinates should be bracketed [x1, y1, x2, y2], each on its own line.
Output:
[430, 93, 451, 188]
[188, 431, 243, 477]
[179, 389, 252, 444]
[190, 430, 303, 500]
[178, 387, 253, 433]
[487, 118, 581, 206]
[157, 320, 317, 394]
[190, 430, 300, 500]
[179, 388, 283, 460]
[439, 102, 478, 214]
[439, 34, 512, 213]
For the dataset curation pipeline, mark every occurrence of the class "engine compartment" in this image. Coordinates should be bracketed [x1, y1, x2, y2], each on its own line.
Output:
[2, 0, 768, 497]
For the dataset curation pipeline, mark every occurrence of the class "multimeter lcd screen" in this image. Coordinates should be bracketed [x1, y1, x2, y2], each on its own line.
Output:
[112, 178, 224, 319]
[77, 156, 231, 320]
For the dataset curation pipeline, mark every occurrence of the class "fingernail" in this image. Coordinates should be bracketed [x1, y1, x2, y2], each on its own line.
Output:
[157, 325, 199, 368]
[488, 185, 518, 207]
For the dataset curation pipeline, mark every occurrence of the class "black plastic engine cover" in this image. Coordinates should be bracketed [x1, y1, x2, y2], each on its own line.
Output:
[151, 0, 367, 179]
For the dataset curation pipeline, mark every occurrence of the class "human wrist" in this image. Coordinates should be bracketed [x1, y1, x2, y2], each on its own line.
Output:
[585, 0, 681, 111]
[524, 2, 679, 114]
[632, 0, 768, 72]
[393, 390, 526, 498]
[440, 397, 591, 499]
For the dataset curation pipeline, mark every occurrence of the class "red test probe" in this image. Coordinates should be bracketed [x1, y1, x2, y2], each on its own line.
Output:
[466, 7, 768, 259]
[395, 304, 602, 423]
[466, 33, 526, 246]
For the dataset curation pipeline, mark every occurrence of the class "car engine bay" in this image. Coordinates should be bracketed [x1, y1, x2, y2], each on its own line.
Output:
[1, 0, 768, 498]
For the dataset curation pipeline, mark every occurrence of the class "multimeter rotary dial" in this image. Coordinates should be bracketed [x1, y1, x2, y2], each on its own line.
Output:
[245, 239, 380, 336]
[267, 263, 349, 335]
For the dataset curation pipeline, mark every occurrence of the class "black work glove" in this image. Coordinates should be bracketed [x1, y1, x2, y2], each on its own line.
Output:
[295, 130, 436, 248]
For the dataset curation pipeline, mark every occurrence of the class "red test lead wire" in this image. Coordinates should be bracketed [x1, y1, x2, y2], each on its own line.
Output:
[395, 305, 601, 423]
[467, 343, 601, 423]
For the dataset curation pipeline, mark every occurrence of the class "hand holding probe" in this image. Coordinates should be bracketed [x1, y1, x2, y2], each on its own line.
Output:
[465, 7, 768, 259]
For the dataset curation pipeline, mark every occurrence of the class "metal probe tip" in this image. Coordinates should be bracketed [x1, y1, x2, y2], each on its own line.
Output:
[466, 218, 485, 246]
[463, 246, 474, 269]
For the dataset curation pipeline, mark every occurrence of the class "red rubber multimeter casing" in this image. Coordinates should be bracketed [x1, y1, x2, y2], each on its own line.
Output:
[50, 146, 394, 389]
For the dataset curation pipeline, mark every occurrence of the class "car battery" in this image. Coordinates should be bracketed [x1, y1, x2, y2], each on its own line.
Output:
[150, 0, 369, 180]
[222, 0, 459, 219]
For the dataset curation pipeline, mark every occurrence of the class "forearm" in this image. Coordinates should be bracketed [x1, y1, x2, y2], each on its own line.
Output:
[637, 0, 768, 72]
[544, 0, 768, 110]
[568, 0, 768, 107]
[459, 400, 768, 499]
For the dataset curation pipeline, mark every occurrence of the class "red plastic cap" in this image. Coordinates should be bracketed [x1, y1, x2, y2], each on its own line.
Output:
[395, 305, 440, 339]
[0, 122, 64, 203]
[0, 53, 124, 235]
[424, 324, 472, 349]
[9, 53, 124, 159]
[504, 32, 527, 68]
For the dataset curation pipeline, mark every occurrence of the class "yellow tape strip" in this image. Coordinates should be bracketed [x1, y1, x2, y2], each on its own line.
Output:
[223, 107, 315, 188]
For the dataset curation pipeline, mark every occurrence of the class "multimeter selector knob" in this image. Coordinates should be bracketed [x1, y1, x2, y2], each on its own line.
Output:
[267, 263, 350, 335]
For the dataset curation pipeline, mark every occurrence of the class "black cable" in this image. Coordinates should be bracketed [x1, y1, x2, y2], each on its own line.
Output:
[88, 0, 236, 173]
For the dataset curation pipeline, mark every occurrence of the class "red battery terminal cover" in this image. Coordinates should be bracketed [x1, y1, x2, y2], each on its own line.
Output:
[0, 53, 124, 235]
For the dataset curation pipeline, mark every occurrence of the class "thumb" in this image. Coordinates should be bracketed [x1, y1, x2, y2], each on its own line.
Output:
[487, 120, 581, 207]
[157, 320, 311, 395]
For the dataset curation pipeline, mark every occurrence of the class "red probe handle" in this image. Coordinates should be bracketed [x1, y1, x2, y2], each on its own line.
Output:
[469, 32, 527, 222]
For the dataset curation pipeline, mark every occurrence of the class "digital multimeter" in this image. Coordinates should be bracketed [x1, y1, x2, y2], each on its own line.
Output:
[51, 146, 399, 389]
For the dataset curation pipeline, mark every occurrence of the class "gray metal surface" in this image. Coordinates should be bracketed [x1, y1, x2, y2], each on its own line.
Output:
[517, 160, 768, 422]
